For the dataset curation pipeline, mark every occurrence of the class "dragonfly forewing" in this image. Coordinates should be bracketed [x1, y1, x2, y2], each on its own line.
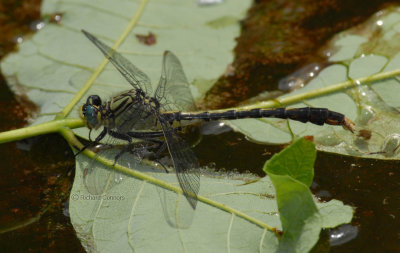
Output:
[82, 30, 153, 95]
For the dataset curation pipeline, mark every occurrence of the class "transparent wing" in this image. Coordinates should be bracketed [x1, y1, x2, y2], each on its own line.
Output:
[155, 51, 197, 112]
[81, 136, 197, 228]
[82, 143, 148, 195]
[159, 117, 200, 210]
[82, 30, 153, 95]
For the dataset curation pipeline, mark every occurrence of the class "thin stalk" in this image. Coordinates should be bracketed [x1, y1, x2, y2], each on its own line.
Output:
[0, 118, 83, 144]
[233, 67, 400, 111]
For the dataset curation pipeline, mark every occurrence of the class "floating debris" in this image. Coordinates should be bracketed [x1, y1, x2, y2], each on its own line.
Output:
[135, 32, 156, 46]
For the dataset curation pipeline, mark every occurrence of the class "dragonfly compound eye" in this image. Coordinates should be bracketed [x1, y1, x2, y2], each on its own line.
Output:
[87, 95, 102, 107]
[82, 104, 101, 129]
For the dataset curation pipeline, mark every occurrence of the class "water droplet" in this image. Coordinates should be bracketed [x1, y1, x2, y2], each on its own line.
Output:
[197, 0, 224, 6]
[329, 224, 358, 246]
[358, 105, 376, 125]
[51, 13, 62, 23]
[114, 172, 124, 183]
[14, 36, 23, 44]
[316, 134, 342, 146]
[379, 133, 400, 156]
[30, 20, 45, 31]
[278, 63, 326, 91]
[200, 121, 232, 135]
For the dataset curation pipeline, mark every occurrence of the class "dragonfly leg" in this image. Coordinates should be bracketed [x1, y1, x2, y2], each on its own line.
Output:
[106, 131, 164, 165]
[106, 131, 133, 166]
[108, 130, 132, 142]
[113, 139, 167, 170]
[152, 141, 170, 173]
[109, 128, 167, 165]
[127, 130, 165, 139]
[75, 127, 108, 156]
[113, 143, 133, 166]
[154, 117, 159, 128]
[94, 127, 109, 142]
[155, 158, 169, 174]
[153, 141, 167, 156]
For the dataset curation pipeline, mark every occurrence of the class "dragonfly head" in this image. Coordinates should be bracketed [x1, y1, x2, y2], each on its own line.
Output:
[80, 95, 103, 129]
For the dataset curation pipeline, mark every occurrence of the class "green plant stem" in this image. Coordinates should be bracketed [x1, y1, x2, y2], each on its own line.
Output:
[206, 67, 400, 112]
[0, 118, 84, 144]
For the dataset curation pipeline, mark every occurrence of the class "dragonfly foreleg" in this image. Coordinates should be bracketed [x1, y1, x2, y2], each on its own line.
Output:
[94, 127, 108, 142]
[75, 127, 109, 156]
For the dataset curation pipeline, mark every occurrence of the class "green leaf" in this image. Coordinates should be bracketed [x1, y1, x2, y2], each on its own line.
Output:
[70, 143, 353, 252]
[263, 138, 353, 252]
[269, 174, 321, 252]
[264, 138, 316, 187]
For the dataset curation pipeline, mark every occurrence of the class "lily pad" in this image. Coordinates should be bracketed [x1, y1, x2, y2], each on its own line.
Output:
[70, 138, 353, 252]
[226, 7, 400, 159]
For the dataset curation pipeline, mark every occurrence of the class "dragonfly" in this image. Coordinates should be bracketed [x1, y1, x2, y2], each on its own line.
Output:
[79, 30, 355, 215]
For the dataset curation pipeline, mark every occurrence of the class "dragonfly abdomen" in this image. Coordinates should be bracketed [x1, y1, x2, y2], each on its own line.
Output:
[166, 107, 354, 132]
